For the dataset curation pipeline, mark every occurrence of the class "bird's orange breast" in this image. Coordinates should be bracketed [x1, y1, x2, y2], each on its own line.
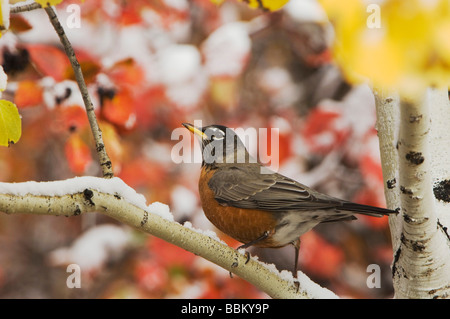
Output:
[199, 167, 281, 248]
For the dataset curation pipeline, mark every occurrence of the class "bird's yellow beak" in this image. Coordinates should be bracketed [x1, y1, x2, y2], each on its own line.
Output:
[182, 123, 207, 139]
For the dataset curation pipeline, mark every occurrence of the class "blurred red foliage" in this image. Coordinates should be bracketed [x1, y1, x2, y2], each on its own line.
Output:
[64, 132, 93, 175]
[0, 0, 394, 299]
[300, 231, 344, 279]
[14, 80, 43, 108]
[302, 105, 350, 154]
[26, 44, 71, 81]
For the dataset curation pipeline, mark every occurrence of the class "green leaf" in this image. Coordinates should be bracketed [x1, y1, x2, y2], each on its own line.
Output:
[0, 99, 21, 146]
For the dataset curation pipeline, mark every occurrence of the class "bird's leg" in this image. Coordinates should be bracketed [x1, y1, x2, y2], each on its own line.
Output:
[230, 231, 270, 271]
[292, 238, 301, 277]
[291, 238, 301, 291]
[238, 230, 271, 264]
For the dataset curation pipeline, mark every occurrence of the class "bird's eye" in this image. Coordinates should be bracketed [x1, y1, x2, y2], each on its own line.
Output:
[212, 133, 224, 140]
[208, 127, 225, 140]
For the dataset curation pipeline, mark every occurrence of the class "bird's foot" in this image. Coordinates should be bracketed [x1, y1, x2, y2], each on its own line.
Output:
[229, 248, 251, 277]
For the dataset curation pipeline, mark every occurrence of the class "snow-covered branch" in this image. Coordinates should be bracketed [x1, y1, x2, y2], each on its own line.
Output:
[375, 88, 450, 299]
[0, 177, 338, 299]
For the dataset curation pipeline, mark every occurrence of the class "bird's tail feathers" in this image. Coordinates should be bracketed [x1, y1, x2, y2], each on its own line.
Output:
[341, 202, 397, 217]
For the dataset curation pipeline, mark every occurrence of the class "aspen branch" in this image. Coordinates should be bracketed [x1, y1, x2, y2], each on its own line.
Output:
[374, 89, 402, 245]
[0, 177, 338, 299]
[10, 2, 42, 14]
[43, 6, 113, 178]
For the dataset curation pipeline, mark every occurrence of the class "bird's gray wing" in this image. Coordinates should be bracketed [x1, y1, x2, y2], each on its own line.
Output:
[208, 165, 395, 217]
[207, 165, 341, 212]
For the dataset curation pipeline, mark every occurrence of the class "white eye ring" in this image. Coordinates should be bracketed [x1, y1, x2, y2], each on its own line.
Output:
[208, 127, 225, 140]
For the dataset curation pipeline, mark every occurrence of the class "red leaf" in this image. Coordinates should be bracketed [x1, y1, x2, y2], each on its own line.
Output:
[118, 5, 143, 26]
[64, 133, 93, 175]
[358, 132, 384, 184]
[134, 259, 168, 292]
[53, 105, 88, 133]
[107, 58, 145, 89]
[118, 158, 166, 188]
[360, 153, 384, 184]
[300, 231, 344, 278]
[14, 80, 43, 108]
[26, 44, 70, 82]
[101, 89, 136, 129]
[134, 87, 166, 128]
[302, 106, 350, 154]
[198, 272, 264, 299]
[9, 15, 33, 33]
[134, 86, 189, 132]
[147, 237, 196, 269]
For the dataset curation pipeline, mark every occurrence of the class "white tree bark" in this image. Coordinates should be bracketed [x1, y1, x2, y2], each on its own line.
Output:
[0, 177, 337, 299]
[375, 88, 450, 299]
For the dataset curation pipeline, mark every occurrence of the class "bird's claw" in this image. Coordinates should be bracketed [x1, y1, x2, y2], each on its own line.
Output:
[294, 280, 300, 292]
[229, 249, 251, 277]
[243, 251, 250, 264]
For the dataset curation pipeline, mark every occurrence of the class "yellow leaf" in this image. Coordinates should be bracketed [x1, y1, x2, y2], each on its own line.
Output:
[98, 121, 123, 172]
[241, 0, 289, 11]
[342, 29, 404, 88]
[0, 99, 21, 146]
[433, 19, 450, 66]
[34, 0, 63, 8]
[0, 2, 3, 29]
[320, 0, 450, 93]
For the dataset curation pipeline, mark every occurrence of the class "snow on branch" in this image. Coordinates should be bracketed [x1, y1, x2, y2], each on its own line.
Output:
[0, 177, 338, 299]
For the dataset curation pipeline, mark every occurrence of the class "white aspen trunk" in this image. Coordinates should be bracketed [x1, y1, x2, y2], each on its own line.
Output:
[429, 90, 450, 230]
[375, 88, 450, 299]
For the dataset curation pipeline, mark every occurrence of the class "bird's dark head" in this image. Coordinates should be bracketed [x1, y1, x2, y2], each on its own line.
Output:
[182, 123, 252, 167]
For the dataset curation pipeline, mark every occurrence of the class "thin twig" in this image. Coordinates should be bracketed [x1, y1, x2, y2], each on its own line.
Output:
[43, 6, 114, 178]
[10, 2, 42, 14]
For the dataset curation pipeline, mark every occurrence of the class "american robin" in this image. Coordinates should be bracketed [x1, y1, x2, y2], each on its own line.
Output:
[182, 123, 396, 277]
